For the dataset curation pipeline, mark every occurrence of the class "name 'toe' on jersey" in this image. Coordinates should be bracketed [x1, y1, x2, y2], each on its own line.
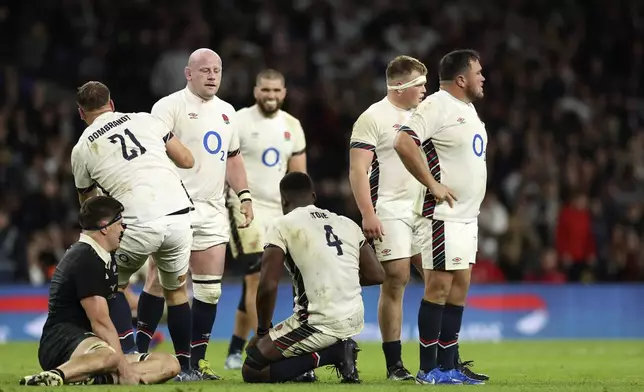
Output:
[265, 205, 366, 336]
[71, 111, 192, 225]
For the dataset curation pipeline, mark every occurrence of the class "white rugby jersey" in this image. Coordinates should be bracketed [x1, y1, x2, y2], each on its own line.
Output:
[350, 97, 421, 220]
[226, 105, 306, 213]
[152, 88, 240, 204]
[400, 89, 488, 222]
[71, 111, 192, 225]
[265, 205, 365, 337]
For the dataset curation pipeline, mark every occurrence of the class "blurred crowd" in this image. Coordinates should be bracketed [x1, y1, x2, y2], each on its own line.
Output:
[0, 0, 643, 284]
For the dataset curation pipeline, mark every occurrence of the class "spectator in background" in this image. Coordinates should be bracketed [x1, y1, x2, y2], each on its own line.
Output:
[525, 248, 566, 284]
[555, 192, 596, 282]
[1, 0, 644, 284]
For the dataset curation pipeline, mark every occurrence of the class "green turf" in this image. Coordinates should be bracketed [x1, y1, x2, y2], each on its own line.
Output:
[1, 341, 643, 391]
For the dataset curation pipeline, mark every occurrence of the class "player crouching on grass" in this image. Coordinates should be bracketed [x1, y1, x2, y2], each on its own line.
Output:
[19, 197, 180, 386]
[242, 172, 385, 383]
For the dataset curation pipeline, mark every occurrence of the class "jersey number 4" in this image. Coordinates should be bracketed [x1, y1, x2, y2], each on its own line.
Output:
[108, 129, 147, 161]
[324, 225, 344, 256]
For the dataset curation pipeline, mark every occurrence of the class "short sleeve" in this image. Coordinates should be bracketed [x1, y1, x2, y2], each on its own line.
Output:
[74, 258, 108, 300]
[264, 218, 287, 253]
[228, 112, 241, 157]
[71, 144, 96, 193]
[349, 112, 378, 152]
[151, 97, 178, 135]
[144, 113, 174, 142]
[399, 98, 443, 145]
[287, 115, 306, 155]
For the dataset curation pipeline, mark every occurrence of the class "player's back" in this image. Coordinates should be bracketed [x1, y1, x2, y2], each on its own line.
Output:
[350, 98, 422, 220]
[269, 205, 364, 335]
[72, 111, 192, 224]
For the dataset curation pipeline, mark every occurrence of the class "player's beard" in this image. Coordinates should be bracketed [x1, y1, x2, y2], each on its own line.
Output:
[467, 85, 483, 102]
[257, 99, 283, 116]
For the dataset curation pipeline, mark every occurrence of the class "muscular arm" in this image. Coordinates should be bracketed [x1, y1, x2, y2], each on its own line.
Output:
[256, 245, 284, 331]
[393, 130, 437, 189]
[225, 153, 250, 193]
[358, 242, 385, 286]
[165, 133, 194, 169]
[349, 147, 376, 218]
[287, 152, 307, 173]
[81, 296, 126, 356]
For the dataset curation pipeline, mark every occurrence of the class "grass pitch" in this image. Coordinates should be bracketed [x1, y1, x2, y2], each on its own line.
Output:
[0, 340, 642, 391]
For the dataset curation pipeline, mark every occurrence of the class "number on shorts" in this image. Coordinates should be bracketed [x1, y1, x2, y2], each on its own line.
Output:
[108, 129, 147, 161]
[324, 225, 343, 256]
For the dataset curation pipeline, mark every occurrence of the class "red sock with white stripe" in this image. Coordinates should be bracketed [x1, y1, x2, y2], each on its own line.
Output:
[268, 343, 342, 382]
[438, 303, 464, 370]
[418, 299, 444, 372]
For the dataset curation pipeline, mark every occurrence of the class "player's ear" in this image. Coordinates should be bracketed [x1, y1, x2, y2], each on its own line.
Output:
[456, 75, 466, 89]
[184, 66, 191, 81]
[312, 192, 317, 203]
[109, 100, 115, 111]
[78, 107, 85, 121]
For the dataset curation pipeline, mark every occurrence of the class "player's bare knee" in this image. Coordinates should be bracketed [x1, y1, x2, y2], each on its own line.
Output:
[383, 262, 410, 296]
[163, 279, 189, 306]
[143, 269, 163, 297]
[447, 270, 471, 305]
[151, 352, 181, 378]
[424, 270, 453, 303]
[192, 274, 222, 305]
[102, 351, 121, 372]
[242, 363, 268, 383]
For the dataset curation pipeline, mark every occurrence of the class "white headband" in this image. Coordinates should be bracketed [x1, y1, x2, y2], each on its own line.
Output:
[387, 75, 427, 91]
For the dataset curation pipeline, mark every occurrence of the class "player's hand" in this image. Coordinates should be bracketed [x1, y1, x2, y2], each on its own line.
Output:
[118, 362, 142, 385]
[239, 201, 254, 228]
[428, 182, 457, 208]
[362, 213, 385, 241]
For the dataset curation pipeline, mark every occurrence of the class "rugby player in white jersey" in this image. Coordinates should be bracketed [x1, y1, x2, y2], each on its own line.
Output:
[242, 172, 385, 384]
[394, 49, 489, 385]
[134, 48, 254, 381]
[223, 69, 308, 374]
[349, 55, 427, 381]
[70, 81, 196, 380]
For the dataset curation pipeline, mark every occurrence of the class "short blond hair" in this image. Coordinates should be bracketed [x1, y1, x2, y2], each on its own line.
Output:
[386, 56, 427, 84]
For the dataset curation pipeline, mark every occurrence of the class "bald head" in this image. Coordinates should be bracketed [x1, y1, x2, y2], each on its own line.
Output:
[188, 48, 221, 68]
[185, 48, 223, 100]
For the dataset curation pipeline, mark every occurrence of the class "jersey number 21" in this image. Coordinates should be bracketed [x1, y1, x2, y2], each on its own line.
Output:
[109, 129, 147, 161]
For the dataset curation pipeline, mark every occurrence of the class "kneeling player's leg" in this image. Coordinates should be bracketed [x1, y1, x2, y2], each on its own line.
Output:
[135, 259, 166, 353]
[125, 352, 180, 384]
[243, 317, 358, 383]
